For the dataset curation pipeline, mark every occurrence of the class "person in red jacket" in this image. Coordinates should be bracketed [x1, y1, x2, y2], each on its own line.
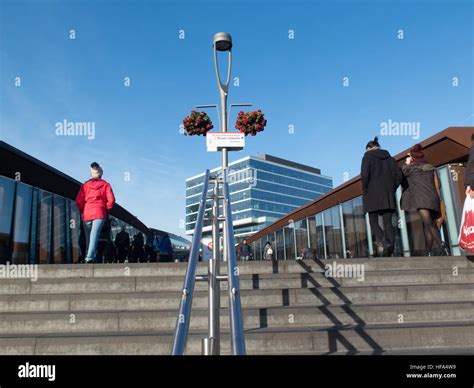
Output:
[76, 162, 115, 263]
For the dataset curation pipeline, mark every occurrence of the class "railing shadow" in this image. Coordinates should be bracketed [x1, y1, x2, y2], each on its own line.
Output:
[296, 258, 383, 354]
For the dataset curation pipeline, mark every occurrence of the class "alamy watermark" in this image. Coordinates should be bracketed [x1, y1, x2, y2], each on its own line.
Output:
[0, 264, 38, 282]
[380, 119, 420, 140]
[217, 167, 257, 187]
[324, 260, 365, 282]
[18, 362, 55, 382]
[55, 119, 95, 140]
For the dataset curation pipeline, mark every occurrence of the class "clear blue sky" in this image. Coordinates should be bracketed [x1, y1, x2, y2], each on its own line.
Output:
[1, 0, 472, 237]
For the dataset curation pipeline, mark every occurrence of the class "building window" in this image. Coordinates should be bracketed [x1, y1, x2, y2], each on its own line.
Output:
[275, 229, 285, 261]
[284, 227, 295, 260]
[0, 177, 16, 263]
[308, 216, 317, 249]
[53, 195, 67, 263]
[294, 219, 308, 257]
[68, 201, 81, 263]
[38, 191, 53, 264]
[259, 238, 267, 260]
[314, 213, 326, 259]
[323, 207, 343, 259]
[12, 183, 33, 264]
[253, 240, 261, 261]
[342, 196, 369, 258]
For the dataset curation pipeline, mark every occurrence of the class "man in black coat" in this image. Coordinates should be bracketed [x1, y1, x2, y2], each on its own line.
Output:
[361, 137, 403, 256]
[114, 226, 130, 263]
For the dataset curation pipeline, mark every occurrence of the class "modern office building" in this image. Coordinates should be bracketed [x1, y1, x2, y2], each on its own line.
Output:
[0, 141, 189, 264]
[185, 154, 333, 241]
[247, 127, 473, 261]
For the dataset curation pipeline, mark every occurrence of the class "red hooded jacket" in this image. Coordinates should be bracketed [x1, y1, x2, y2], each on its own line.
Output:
[75, 178, 115, 221]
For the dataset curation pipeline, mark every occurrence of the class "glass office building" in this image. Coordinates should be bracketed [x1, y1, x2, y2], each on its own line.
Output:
[247, 127, 472, 260]
[185, 154, 333, 241]
[0, 175, 146, 264]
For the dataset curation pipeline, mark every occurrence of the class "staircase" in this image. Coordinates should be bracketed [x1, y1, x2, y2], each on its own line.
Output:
[1, 255, 474, 355]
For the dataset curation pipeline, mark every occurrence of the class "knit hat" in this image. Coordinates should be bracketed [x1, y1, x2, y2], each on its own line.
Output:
[409, 144, 424, 159]
[90, 162, 103, 178]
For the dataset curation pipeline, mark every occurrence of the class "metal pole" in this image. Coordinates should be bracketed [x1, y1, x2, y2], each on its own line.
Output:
[221, 91, 228, 264]
[214, 44, 232, 263]
[223, 170, 246, 355]
[207, 179, 221, 354]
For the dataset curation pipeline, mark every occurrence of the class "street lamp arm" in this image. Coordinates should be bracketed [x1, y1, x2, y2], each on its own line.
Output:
[195, 104, 222, 132]
[213, 49, 232, 93]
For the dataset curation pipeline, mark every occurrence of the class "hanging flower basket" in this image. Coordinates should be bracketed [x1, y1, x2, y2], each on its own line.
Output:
[182, 110, 213, 136]
[235, 110, 267, 136]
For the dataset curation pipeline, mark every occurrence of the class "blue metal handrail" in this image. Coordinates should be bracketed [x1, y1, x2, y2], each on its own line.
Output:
[171, 170, 210, 355]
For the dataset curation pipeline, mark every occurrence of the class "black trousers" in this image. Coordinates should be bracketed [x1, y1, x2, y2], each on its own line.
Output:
[368, 210, 395, 246]
[159, 253, 172, 263]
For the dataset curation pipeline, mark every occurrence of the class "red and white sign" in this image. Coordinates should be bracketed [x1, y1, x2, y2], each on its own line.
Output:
[201, 238, 213, 261]
[206, 132, 245, 152]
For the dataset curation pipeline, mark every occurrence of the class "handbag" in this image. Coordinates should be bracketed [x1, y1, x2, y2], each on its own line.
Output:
[459, 196, 474, 252]
[434, 172, 446, 229]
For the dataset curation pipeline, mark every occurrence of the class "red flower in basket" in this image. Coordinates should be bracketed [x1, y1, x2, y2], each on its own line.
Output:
[235, 110, 267, 136]
[182, 111, 214, 136]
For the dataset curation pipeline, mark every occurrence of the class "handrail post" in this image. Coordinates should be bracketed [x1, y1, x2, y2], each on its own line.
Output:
[205, 177, 221, 355]
[223, 168, 246, 355]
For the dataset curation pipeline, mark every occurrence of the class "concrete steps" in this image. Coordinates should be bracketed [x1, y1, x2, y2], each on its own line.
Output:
[1, 321, 473, 355]
[0, 256, 473, 355]
[1, 268, 474, 294]
[0, 301, 473, 334]
[1, 283, 474, 312]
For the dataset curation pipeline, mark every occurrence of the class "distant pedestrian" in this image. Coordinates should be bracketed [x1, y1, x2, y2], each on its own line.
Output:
[238, 239, 252, 261]
[158, 233, 174, 262]
[401, 144, 443, 256]
[145, 233, 157, 262]
[361, 137, 403, 257]
[263, 241, 274, 261]
[115, 225, 130, 263]
[103, 240, 116, 263]
[75, 162, 115, 263]
[300, 246, 315, 260]
[131, 233, 145, 263]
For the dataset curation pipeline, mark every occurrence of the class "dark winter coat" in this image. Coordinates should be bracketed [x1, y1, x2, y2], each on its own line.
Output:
[158, 236, 173, 254]
[361, 148, 403, 213]
[465, 144, 474, 188]
[239, 243, 251, 256]
[400, 163, 441, 214]
[115, 230, 130, 249]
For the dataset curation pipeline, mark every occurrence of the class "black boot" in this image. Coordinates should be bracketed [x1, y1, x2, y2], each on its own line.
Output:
[375, 241, 385, 257]
[384, 242, 394, 257]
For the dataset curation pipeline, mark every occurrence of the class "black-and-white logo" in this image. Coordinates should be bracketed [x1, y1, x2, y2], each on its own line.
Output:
[18, 362, 56, 382]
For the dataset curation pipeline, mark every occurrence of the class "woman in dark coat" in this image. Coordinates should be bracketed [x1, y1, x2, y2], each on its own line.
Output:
[400, 144, 442, 256]
[361, 137, 403, 256]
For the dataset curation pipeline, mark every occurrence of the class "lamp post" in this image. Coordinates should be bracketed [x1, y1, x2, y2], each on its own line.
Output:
[195, 33, 252, 355]
[212, 32, 233, 170]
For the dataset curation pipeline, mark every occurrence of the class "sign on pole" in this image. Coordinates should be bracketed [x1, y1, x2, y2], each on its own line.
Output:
[206, 132, 245, 152]
[201, 238, 213, 262]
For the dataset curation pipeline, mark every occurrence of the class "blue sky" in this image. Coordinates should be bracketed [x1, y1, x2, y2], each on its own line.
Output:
[1, 0, 472, 237]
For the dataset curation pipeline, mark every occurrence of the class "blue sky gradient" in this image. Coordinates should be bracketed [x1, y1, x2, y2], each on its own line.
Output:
[1, 0, 472, 236]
